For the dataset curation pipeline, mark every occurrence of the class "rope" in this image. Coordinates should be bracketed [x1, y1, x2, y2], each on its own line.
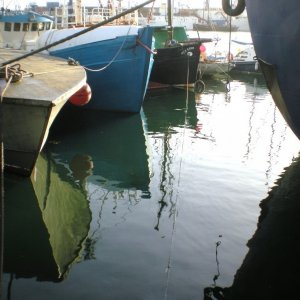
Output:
[226, 0, 233, 92]
[0, 0, 155, 68]
[0, 64, 33, 82]
[0, 71, 14, 300]
[71, 25, 132, 73]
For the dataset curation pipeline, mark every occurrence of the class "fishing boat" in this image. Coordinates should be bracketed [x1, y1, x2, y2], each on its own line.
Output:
[222, 0, 300, 140]
[37, 24, 153, 113]
[148, 0, 205, 90]
[0, 49, 86, 176]
[230, 41, 261, 74]
[193, 0, 238, 32]
[0, 2, 154, 113]
[0, 10, 54, 49]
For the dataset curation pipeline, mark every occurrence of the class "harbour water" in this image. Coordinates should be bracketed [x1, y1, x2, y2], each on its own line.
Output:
[3, 33, 300, 299]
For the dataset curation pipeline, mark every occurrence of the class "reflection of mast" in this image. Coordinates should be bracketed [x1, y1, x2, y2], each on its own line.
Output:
[154, 132, 175, 231]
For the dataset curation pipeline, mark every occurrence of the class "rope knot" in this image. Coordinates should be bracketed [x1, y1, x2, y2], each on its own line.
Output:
[68, 57, 80, 66]
[0, 63, 33, 83]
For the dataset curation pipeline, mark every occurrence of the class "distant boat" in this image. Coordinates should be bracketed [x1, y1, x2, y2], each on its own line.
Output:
[0, 5, 154, 113]
[193, 0, 238, 32]
[0, 11, 54, 49]
[199, 59, 232, 77]
[0, 49, 86, 176]
[230, 43, 261, 74]
[193, 19, 238, 32]
[223, 0, 300, 140]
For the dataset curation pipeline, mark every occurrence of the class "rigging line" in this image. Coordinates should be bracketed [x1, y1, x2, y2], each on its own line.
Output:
[0, 76, 12, 300]
[164, 53, 191, 300]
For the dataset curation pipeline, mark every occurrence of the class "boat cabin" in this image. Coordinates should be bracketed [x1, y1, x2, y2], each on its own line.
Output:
[0, 11, 53, 50]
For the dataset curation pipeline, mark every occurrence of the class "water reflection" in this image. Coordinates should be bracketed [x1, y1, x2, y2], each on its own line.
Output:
[204, 155, 300, 300]
[143, 88, 197, 231]
[48, 107, 151, 194]
[4, 152, 91, 287]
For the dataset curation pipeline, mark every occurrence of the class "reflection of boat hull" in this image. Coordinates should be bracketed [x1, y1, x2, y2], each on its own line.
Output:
[4, 175, 61, 282]
[0, 49, 86, 176]
[49, 108, 151, 192]
[3, 151, 91, 282]
[245, 0, 300, 139]
[143, 88, 197, 130]
[38, 26, 153, 113]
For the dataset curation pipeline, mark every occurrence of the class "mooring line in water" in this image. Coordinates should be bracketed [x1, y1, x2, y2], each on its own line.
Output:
[164, 55, 191, 300]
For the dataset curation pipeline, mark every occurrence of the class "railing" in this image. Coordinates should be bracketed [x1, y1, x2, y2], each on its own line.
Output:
[53, 5, 138, 29]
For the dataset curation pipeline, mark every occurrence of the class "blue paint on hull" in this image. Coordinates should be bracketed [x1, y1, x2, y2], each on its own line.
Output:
[246, 0, 300, 139]
[50, 26, 153, 113]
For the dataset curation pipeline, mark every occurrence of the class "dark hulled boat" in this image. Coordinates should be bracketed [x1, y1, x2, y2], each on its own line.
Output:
[149, 0, 205, 88]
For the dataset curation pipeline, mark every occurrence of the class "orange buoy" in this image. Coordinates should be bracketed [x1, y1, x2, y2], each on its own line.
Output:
[69, 83, 92, 106]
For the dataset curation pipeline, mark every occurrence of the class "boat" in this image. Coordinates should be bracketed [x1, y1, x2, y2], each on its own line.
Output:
[198, 41, 233, 78]
[37, 24, 153, 113]
[193, 19, 238, 32]
[230, 41, 261, 74]
[0, 2, 154, 113]
[0, 10, 54, 50]
[199, 59, 233, 78]
[148, 0, 205, 90]
[222, 0, 300, 140]
[193, 0, 238, 32]
[0, 49, 86, 176]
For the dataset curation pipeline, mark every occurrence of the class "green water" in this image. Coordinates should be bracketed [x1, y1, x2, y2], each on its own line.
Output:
[2, 71, 300, 299]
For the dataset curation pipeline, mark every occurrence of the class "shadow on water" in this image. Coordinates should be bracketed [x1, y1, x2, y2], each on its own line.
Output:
[203, 155, 300, 300]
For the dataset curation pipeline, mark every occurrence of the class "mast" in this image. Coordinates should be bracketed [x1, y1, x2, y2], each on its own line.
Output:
[167, 0, 173, 40]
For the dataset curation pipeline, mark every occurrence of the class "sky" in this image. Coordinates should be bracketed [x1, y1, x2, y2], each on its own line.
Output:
[4, 0, 222, 10]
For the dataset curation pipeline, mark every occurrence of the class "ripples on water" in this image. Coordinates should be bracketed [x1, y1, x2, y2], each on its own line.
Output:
[3, 34, 300, 300]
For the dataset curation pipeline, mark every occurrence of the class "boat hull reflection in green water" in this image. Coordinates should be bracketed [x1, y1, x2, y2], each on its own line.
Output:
[4, 152, 91, 283]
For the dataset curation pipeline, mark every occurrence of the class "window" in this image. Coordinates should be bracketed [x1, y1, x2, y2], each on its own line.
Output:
[45, 22, 51, 30]
[4, 22, 11, 31]
[14, 23, 21, 31]
[22, 23, 29, 31]
[38, 22, 44, 31]
[31, 22, 38, 31]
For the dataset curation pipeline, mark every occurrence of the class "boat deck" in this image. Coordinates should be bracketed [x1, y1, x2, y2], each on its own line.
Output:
[0, 49, 86, 106]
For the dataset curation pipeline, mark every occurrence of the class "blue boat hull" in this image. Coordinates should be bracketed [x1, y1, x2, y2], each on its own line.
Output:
[50, 26, 153, 113]
[246, 0, 300, 139]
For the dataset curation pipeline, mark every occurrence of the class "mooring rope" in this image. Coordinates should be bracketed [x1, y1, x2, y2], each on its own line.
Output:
[69, 25, 132, 73]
